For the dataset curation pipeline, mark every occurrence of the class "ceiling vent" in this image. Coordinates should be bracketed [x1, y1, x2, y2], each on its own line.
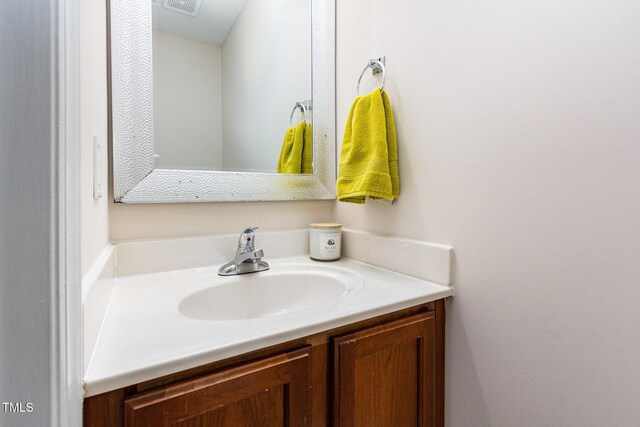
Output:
[164, 0, 203, 17]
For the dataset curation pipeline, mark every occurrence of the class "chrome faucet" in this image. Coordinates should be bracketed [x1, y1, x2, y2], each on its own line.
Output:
[218, 227, 269, 276]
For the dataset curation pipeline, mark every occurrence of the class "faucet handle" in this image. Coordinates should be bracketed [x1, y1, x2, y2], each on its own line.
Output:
[238, 226, 259, 251]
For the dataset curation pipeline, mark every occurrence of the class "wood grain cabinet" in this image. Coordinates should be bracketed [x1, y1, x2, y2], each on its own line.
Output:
[332, 312, 438, 427]
[84, 300, 445, 427]
[124, 347, 311, 427]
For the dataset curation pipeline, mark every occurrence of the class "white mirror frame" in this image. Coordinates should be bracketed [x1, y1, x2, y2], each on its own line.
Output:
[110, 0, 335, 203]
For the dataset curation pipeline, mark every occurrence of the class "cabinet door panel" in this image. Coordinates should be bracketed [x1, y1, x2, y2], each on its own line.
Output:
[125, 347, 311, 427]
[333, 312, 436, 427]
[171, 387, 285, 427]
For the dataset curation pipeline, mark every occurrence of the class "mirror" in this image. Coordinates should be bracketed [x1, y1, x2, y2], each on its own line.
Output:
[152, 0, 311, 173]
[110, 0, 335, 202]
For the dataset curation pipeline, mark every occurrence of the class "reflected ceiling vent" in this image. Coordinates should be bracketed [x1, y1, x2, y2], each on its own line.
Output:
[164, 0, 203, 17]
[151, 0, 159, 6]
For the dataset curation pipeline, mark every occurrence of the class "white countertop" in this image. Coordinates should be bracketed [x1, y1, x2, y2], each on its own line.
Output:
[83, 255, 452, 397]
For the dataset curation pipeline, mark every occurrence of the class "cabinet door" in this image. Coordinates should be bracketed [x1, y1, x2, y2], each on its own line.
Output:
[333, 312, 438, 427]
[124, 347, 311, 427]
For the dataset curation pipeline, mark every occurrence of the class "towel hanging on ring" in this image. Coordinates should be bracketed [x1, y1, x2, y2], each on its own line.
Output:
[337, 86, 399, 204]
[278, 101, 313, 174]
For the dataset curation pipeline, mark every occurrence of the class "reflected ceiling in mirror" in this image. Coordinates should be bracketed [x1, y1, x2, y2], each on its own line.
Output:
[151, 0, 312, 174]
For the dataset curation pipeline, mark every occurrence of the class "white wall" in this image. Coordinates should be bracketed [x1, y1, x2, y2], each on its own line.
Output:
[153, 31, 223, 170]
[1, 0, 82, 425]
[221, 0, 311, 172]
[336, 0, 640, 425]
[81, 0, 109, 277]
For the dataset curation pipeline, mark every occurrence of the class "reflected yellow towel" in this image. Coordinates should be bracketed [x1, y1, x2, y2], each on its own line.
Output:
[278, 122, 313, 174]
[337, 88, 399, 203]
[278, 122, 306, 174]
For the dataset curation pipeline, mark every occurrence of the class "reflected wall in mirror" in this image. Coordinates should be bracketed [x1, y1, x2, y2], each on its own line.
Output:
[152, 0, 312, 173]
[110, 0, 335, 203]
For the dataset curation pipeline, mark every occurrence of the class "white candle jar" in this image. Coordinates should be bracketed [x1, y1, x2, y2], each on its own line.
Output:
[309, 223, 342, 261]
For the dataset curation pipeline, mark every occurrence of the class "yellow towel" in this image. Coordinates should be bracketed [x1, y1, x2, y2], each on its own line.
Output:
[337, 88, 399, 203]
[278, 122, 313, 174]
[277, 121, 306, 174]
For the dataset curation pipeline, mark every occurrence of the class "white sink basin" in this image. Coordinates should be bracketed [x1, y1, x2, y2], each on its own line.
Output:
[178, 264, 364, 321]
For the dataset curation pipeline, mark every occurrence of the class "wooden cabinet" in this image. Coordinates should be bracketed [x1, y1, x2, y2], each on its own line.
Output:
[124, 347, 311, 427]
[332, 312, 437, 427]
[84, 300, 445, 427]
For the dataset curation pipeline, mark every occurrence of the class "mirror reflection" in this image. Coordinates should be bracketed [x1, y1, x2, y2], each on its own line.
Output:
[152, 0, 312, 173]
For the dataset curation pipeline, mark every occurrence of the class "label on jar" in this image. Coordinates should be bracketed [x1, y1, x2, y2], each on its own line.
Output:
[319, 232, 341, 259]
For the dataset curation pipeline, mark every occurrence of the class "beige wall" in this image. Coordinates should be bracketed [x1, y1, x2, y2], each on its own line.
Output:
[153, 30, 223, 170]
[80, 0, 109, 276]
[109, 200, 333, 242]
[85, 0, 640, 423]
[336, 0, 640, 424]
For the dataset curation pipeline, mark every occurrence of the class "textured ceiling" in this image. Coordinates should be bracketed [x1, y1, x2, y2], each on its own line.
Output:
[153, 0, 249, 45]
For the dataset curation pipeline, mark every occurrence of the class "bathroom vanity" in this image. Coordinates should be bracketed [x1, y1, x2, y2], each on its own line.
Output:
[81, 229, 453, 426]
[84, 299, 445, 427]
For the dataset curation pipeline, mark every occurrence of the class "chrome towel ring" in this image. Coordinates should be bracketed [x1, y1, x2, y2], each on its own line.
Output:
[289, 100, 311, 127]
[356, 57, 386, 96]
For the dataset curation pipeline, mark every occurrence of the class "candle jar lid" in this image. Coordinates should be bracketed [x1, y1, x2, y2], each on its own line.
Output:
[310, 223, 342, 229]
